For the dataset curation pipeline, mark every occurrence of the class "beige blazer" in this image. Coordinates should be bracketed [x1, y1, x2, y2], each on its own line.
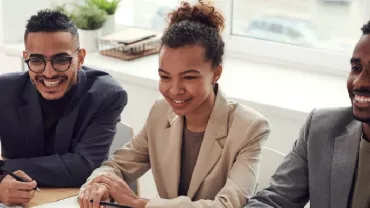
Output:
[83, 87, 270, 208]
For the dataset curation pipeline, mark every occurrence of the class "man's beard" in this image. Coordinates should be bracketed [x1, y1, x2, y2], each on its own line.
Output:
[353, 114, 370, 123]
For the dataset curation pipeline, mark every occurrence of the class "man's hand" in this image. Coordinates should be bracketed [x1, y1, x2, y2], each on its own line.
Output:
[93, 173, 148, 208]
[78, 181, 110, 208]
[0, 170, 36, 206]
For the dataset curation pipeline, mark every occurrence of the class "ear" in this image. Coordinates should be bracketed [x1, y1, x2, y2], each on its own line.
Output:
[23, 50, 28, 59]
[77, 48, 87, 69]
[212, 65, 222, 84]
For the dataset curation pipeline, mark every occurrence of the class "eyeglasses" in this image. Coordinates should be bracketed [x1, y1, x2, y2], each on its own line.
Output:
[24, 49, 80, 73]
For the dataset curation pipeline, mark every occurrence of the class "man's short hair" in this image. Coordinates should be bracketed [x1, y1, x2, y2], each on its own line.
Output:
[361, 20, 370, 35]
[24, 9, 79, 45]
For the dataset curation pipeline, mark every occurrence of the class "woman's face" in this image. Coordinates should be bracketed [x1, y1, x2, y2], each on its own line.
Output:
[158, 44, 221, 116]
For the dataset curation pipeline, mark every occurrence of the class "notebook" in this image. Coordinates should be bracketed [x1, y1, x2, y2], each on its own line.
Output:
[32, 196, 79, 208]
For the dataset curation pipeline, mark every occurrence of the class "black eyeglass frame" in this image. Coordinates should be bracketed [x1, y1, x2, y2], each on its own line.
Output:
[24, 48, 80, 73]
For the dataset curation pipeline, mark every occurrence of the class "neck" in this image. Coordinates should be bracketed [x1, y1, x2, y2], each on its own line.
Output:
[363, 122, 370, 142]
[185, 92, 216, 132]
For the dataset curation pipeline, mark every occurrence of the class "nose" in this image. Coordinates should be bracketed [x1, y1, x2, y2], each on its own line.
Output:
[354, 67, 370, 90]
[169, 80, 185, 95]
[43, 60, 57, 77]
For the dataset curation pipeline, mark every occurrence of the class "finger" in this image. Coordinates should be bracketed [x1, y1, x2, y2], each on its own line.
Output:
[13, 170, 33, 181]
[92, 184, 107, 208]
[9, 180, 37, 191]
[101, 174, 129, 188]
[10, 189, 34, 199]
[93, 176, 114, 188]
[82, 187, 91, 208]
[8, 195, 33, 204]
[78, 190, 85, 208]
[88, 184, 102, 208]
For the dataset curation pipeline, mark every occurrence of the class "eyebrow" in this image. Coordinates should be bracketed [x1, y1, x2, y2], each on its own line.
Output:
[350, 58, 361, 63]
[158, 68, 201, 75]
[29, 52, 71, 58]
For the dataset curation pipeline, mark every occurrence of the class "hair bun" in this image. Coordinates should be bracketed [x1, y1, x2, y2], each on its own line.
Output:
[168, 1, 225, 32]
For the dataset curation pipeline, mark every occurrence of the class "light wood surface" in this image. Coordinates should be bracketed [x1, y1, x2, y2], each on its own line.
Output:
[25, 188, 79, 207]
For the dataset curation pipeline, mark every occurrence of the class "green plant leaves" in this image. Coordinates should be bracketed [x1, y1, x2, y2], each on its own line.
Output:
[86, 0, 121, 15]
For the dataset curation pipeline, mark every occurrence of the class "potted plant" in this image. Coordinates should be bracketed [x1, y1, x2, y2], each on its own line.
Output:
[70, 3, 107, 52]
[87, 0, 121, 35]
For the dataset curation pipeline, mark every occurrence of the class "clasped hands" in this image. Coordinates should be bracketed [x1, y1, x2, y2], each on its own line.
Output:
[78, 173, 148, 208]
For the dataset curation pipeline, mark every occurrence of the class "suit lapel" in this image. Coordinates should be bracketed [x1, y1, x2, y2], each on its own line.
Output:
[54, 70, 87, 154]
[331, 120, 361, 208]
[162, 112, 183, 199]
[19, 80, 44, 156]
[187, 88, 229, 199]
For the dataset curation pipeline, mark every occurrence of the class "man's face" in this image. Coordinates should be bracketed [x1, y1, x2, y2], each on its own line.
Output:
[348, 34, 370, 123]
[24, 32, 85, 100]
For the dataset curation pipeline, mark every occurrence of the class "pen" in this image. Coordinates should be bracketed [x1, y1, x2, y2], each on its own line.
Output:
[89, 199, 132, 208]
[0, 167, 42, 192]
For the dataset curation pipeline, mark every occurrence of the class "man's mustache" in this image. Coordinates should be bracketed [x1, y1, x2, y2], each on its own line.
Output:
[35, 75, 68, 81]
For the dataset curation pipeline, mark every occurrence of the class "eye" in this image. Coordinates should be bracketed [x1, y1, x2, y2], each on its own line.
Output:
[159, 75, 170, 80]
[184, 76, 197, 80]
[29, 58, 44, 65]
[351, 64, 362, 72]
[53, 57, 70, 65]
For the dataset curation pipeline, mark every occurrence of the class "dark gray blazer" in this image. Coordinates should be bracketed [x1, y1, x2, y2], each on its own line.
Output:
[247, 107, 361, 208]
[0, 66, 127, 187]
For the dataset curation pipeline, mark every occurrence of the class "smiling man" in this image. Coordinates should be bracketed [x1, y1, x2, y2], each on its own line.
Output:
[0, 10, 127, 206]
[246, 21, 370, 208]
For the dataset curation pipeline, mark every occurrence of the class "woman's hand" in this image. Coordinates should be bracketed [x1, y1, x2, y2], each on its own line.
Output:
[93, 173, 149, 208]
[78, 181, 110, 208]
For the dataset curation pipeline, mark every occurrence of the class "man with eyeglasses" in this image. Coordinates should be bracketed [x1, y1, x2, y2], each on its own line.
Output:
[0, 10, 127, 205]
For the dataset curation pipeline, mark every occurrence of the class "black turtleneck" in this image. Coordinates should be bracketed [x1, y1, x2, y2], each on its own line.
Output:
[39, 87, 75, 156]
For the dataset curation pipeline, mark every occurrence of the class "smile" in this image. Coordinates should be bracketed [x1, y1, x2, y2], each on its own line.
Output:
[173, 99, 185, 104]
[354, 94, 370, 104]
[36, 77, 67, 89]
[43, 80, 61, 87]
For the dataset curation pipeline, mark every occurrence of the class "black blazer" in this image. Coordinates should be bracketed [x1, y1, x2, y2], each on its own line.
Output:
[0, 66, 127, 187]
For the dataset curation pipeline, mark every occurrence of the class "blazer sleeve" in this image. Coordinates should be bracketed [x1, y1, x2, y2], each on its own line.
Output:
[3, 89, 127, 187]
[145, 117, 270, 208]
[246, 110, 314, 208]
[81, 102, 154, 188]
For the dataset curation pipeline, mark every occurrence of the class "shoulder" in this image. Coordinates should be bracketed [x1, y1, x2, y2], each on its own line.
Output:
[230, 101, 268, 126]
[220, 100, 270, 151]
[0, 72, 28, 87]
[145, 98, 171, 121]
[227, 100, 270, 135]
[306, 107, 353, 137]
[83, 66, 127, 100]
[0, 72, 29, 100]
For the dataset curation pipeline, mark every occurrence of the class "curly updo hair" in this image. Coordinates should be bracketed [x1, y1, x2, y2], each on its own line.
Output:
[161, 0, 225, 68]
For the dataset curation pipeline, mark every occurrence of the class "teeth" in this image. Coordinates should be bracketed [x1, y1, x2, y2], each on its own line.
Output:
[43, 80, 60, 87]
[355, 95, 370, 103]
[173, 100, 185, 104]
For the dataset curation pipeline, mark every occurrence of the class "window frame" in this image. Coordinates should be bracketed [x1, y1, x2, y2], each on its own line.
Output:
[213, 0, 370, 77]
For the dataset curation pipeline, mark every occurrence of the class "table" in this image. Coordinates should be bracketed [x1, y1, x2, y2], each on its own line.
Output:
[25, 188, 79, 208]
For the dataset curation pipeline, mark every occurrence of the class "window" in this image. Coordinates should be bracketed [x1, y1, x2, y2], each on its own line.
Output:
[115, 0, 198, 32]
[115, 0, 370, 76]
[231, 0, 363, 52]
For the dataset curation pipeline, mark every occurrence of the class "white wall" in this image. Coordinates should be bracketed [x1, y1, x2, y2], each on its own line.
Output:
[0, 0, 80, 44]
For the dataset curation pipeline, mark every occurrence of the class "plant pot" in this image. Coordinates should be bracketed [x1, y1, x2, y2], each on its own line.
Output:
[102, 14, 116, 36]
[78, 28, 102, 52]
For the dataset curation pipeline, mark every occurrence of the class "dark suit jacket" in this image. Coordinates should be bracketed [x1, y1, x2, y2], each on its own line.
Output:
[246, 107, 361, 208]
[0, 66, 127, 187]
